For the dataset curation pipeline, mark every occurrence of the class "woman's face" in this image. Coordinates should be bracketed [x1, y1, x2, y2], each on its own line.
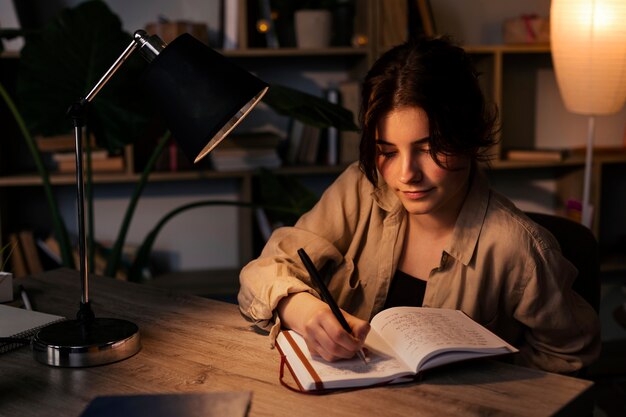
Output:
[375, 107, 471, 220]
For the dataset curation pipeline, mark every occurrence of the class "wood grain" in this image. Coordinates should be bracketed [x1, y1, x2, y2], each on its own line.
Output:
[0, 269, 594, 417]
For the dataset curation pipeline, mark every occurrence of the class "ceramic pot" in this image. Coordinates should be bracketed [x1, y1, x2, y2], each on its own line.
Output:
[294, 9, 332, 48]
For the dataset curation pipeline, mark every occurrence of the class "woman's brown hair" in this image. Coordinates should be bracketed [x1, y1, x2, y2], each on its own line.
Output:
[358, 36, 499, 186]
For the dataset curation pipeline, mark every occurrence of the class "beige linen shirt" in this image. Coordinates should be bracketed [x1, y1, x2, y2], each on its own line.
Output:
[238, 163, 600, 373]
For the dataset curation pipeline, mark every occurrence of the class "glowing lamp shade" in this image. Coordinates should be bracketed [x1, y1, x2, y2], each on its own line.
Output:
[550, 0, 626, 228]
[551, 0, 626, 116]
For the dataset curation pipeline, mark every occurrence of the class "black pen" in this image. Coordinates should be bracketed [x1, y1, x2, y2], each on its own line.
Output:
[297, 248, 368, 365]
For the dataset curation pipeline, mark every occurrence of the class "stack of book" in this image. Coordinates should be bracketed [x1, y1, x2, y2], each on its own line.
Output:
[35, 134, 125, 174]
[285, 120, 322, 166]
[209, 131, 283, 172]
[505, 148, 571, 162]
[506, 146, 626, 162]
[283, 82, 361, 167]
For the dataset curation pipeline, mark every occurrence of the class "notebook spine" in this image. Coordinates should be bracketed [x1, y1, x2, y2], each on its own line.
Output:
[0, 318, 65, 354]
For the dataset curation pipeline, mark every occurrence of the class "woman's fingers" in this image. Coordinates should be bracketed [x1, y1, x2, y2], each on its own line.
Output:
[304, 308, 370, 361]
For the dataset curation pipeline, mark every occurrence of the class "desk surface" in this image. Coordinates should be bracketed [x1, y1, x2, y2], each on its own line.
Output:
[2, 269, 593, 417]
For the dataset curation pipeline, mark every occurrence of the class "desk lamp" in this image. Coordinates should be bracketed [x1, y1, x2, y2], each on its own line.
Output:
[551, 0, 626, 228]
[31, 30, 268, 367]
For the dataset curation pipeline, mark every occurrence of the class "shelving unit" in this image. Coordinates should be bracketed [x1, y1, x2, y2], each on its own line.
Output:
[1, 0, 625, 274]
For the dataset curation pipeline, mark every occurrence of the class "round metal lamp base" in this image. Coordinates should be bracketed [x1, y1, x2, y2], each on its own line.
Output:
[32, 318, 141, 367]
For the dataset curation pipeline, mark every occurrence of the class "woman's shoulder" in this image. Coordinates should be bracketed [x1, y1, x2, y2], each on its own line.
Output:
[486, 191, 561, 253]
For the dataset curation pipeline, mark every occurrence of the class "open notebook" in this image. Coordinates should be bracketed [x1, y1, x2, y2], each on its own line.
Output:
[277, 307, 518, 392]
[0, 304, 65, 353]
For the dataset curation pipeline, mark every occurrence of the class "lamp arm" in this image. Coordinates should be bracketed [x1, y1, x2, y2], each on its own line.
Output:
[65, 30, 166, 322]
[83, 30, 165, 105]
[83, 39, 138, 104]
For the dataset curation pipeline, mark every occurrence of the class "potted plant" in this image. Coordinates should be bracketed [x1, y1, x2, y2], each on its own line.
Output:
[1, 1, 356, 281]
[293, 1, 340, 48]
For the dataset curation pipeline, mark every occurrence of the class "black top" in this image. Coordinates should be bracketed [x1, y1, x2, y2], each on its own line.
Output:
[383, 270, 427, 309]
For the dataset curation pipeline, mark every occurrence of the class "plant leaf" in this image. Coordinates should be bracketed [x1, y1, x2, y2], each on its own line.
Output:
[263, 84, 358, 131]
[257, 168, 319, 226]
[15, 0, 152, 152]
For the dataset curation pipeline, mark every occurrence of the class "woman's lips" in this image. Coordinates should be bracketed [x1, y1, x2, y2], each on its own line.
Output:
[401, 188, 433, 200]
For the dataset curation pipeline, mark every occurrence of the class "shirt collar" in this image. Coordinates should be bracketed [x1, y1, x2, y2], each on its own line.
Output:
[446, 168, 490, 266]
[372, 173, 404, 215]
[371, 166, 490, 265]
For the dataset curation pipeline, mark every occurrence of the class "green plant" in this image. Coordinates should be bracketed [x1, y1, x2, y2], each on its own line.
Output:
[127, 168, 320, 281]
[0, 81, 74, 267]
[2, 0, 356, 281]
[0, 242, 17, 271]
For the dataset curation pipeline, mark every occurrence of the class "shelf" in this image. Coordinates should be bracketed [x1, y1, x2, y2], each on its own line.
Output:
[221, 47, 368, 58]
[0, 164, 350, 187]
[3, 44, 547, 60]
[464, 44, 551, 54]
[4, 154, 626, 188]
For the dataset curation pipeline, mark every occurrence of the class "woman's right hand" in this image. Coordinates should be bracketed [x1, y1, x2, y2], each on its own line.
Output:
[277, 292, 370, 362]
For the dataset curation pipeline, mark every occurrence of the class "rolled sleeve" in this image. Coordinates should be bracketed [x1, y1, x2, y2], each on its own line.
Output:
[238, 256, 319, 341]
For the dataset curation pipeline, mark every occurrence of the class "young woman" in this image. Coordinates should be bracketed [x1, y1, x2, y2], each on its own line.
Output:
[238, 36, 600, 374]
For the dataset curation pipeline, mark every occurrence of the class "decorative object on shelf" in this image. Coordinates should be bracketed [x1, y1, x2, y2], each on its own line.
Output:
[222, 0, 240, 49]
[144, 18, 209, 46]
[294, 9, 333, 48]
[551, 0, 626, 228]
[31, 21, 268, 368]
[503, 14, 550, 44]
[254, 0, 279, 48]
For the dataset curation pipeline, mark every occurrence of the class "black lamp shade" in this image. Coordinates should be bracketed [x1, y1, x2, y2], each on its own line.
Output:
[141, 34, 269, 163]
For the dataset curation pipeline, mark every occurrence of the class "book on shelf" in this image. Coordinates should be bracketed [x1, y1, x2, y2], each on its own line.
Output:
[286, 119, 306, 165]
[378, 0, 409, 49]
[56, 155, 125, 173]
[222, 0, 240, 49]
[376, 0, 437, 47]
[276, 307, 518, 392]
[17, 230, 43, 275]
[505, 148, 571, 162]
[51, 149, 109, 162]
[210, 150, 282, 171]
[7, 233, 28, 278]
[297, 125, 321, 165]
[570, 145, 626, 156]
[0, 304, 65, 354]
[210, 131, 283, 171]
[34, 134, 95, 152]
[285, 121, 321, 166]
[506, 146, 626, 162]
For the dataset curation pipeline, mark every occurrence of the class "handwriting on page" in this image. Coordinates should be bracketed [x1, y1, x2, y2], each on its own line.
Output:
[377, 310, 489, 358]
[310, 348, 407, 379]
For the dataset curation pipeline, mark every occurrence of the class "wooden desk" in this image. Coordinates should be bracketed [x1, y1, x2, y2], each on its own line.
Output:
[2, 269, 594, 417]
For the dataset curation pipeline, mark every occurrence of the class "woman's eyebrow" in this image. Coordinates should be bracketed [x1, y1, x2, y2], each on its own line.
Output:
[375, 137, 430, 146]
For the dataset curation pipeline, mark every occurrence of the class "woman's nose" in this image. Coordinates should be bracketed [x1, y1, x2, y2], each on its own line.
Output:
[399, 154, 421, 184]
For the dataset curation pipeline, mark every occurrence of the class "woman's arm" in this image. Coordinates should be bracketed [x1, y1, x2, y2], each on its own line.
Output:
[238, 164, 371, 343]
[513, 249, 601, 374]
